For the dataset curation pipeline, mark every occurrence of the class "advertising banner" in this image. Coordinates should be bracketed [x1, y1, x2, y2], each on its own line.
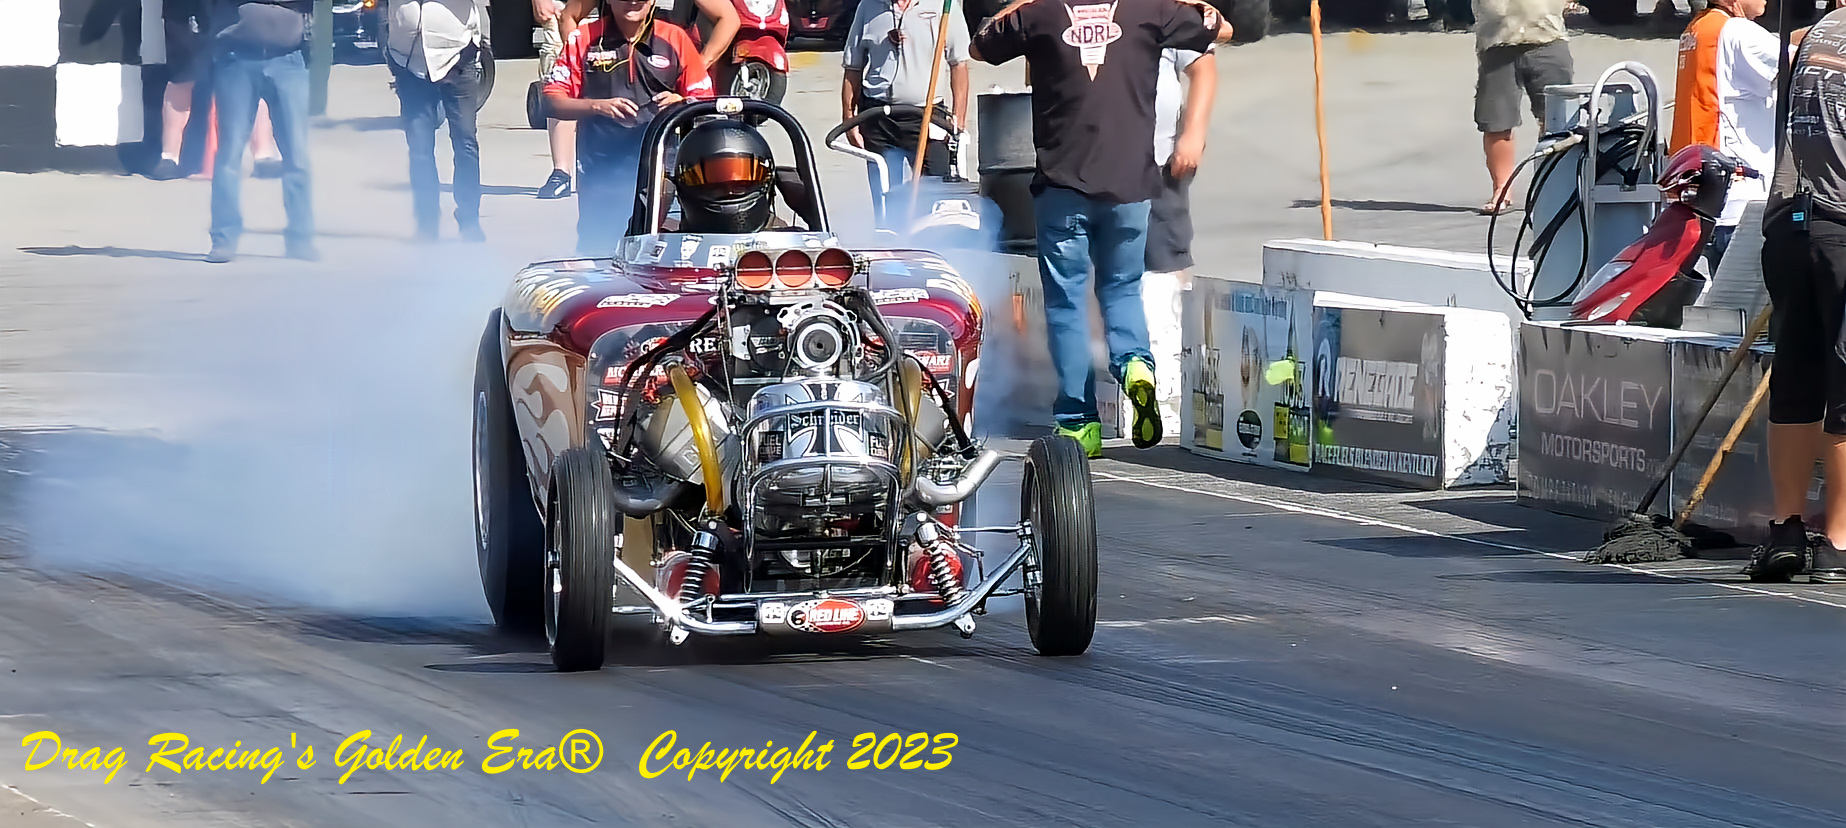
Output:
[1669, 339, 1775, 533]
[1516, 324, 1676, 521]
[1181, 278, 1229, 455]
[1309, 306, 1446, 488]
[1192, 283, 1313, 470]
[1667, 338, 1826, 543]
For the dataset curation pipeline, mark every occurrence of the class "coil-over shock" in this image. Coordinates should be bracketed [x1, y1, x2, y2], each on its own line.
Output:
[915, 520, 967, 605]
[677, 528, 722, 605]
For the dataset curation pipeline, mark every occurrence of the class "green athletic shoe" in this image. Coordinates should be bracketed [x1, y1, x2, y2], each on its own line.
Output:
[1123, 357, 1162, 449]
[1054, 421, 1103, 458]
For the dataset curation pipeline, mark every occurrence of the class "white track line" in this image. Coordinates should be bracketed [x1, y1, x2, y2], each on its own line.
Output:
[1097, 614, 1264, 628]
[1, 783, 100, 828]
[1092, 469, 1846, 612]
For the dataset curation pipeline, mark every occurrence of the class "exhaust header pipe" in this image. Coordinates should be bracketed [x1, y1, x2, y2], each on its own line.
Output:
[907, 449, 1002, 508]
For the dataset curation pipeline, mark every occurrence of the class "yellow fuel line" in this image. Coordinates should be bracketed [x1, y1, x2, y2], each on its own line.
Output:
[668, 365, 727, 515]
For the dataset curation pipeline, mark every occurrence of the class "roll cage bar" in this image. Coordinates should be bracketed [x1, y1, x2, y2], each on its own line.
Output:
[625, 98, 832, 238]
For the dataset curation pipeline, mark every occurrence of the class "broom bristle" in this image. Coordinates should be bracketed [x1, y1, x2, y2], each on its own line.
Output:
[1583, 513, 1691, 564]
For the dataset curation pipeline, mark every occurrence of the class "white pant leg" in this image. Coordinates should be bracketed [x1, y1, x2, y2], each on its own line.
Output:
[1142, 269, 1187, 435]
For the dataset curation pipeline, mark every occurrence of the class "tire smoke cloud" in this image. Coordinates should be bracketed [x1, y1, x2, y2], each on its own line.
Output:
[10, 244, 524, 618]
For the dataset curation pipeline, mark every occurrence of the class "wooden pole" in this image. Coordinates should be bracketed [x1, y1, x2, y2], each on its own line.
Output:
[1310, 0, 1332, 240]
[907, 0, 959, 223]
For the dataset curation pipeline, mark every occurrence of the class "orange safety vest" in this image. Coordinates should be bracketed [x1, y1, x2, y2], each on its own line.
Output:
[1670, 8, 1732, 155]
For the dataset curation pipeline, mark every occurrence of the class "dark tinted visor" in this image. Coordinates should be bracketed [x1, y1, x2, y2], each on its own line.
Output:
[676, 154, 770, 189]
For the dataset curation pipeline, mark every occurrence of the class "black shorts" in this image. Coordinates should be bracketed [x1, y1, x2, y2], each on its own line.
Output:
[855, 95, 950, 177]
[1474, 40, 1573, 134]
[165, 19, 206, 84]
[1762, 208, 1846, 433]
[1146, 168, 1193, 272]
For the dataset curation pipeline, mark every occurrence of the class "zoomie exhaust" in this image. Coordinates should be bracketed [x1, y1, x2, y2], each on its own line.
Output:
[907, 448, 1002, 508]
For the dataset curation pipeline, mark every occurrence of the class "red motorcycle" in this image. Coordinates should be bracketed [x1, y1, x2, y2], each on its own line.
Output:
[1570, 144, 1758, 327]
[724, 0, 790, 105]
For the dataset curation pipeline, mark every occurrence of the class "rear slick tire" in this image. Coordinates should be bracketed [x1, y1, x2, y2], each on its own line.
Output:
[525, 80, 546, 130]
[476, 46, 497, 113]
[545, 446, 619, 672]
[1022, 434, 1099, 657]
[474, 310, 544, 633]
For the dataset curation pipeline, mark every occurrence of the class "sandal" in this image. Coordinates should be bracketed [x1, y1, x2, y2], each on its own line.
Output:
[1480, 195, 1516, 215]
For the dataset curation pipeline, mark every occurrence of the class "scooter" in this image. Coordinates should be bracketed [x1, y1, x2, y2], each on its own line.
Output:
[725, 0, 791, 105]
[823, 104, 991, 249]
[1569, 144, 1758, 327]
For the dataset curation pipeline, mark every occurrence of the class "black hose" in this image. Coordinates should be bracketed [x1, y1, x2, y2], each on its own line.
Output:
[610, 306, 720, 460]
[1487, 137, 1569, 318]
[904, 352, 978, 458]
[844, 289, 903, 379]
[1530, 127, 1646, 309]
[1488, 123, 1652, 316]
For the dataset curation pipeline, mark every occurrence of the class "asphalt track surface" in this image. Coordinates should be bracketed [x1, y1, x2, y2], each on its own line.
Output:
[5, 24, 1846, 828]
[4, 444, 1846, 828]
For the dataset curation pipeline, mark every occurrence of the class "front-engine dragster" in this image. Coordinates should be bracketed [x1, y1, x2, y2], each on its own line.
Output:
[473, 98, 1099, 671]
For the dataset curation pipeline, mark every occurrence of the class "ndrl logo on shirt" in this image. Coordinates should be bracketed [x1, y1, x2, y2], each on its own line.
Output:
[1062, 3, 1122, 79]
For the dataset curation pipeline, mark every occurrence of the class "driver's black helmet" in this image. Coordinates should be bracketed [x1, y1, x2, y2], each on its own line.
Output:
[672, 120, 776, 234]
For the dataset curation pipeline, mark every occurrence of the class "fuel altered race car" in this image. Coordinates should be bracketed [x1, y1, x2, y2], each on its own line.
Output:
[472, 99, 1099, 671]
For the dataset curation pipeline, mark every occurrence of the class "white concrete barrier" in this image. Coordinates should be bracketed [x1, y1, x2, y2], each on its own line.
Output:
[1518, 320, 1819, 542]
[1263, 239, 1533, 324]
[1182, 276, 1514, 488]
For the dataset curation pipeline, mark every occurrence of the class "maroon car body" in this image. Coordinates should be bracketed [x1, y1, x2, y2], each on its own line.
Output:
[473, 98, 1095, 673]
[495, 241, 984, 516]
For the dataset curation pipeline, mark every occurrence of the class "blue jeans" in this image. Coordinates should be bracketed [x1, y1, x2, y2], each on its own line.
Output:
[1034, 185, 1154, 427]
[866, 147, 909, 229]
[391, 53, 483, 232]
[210, 48, 314, 250]
[864, 143, 949, 229]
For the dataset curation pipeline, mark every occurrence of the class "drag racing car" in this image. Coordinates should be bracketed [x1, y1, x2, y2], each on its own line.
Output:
[472, 98, 1099, 671]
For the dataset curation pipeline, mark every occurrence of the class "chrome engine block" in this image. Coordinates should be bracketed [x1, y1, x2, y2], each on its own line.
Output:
[741, 378, 906, 517]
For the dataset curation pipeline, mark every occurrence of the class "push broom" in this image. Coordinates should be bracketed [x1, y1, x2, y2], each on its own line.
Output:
[1585, 304, 1771, 563]
[1585, 0, 1799, 564]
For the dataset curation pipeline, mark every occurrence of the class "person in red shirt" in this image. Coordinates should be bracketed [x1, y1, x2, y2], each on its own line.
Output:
[544, 0, 716, 255]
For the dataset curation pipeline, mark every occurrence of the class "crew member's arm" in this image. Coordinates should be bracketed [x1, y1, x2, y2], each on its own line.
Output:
[947, 2, 972, 128]
[692, 0, 741, 68]
[841, 1, 873, 145]
[561, 0, 594, 37]
[1160, 0, 1229, 48]
[548, 96, 642, 121]
[968, 0, 1035, 64]
[844, 69, 865, 119]
[669, 26, 719, 102]
[843, 68, 867, 145]
[1169, 50, 1216, 179]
